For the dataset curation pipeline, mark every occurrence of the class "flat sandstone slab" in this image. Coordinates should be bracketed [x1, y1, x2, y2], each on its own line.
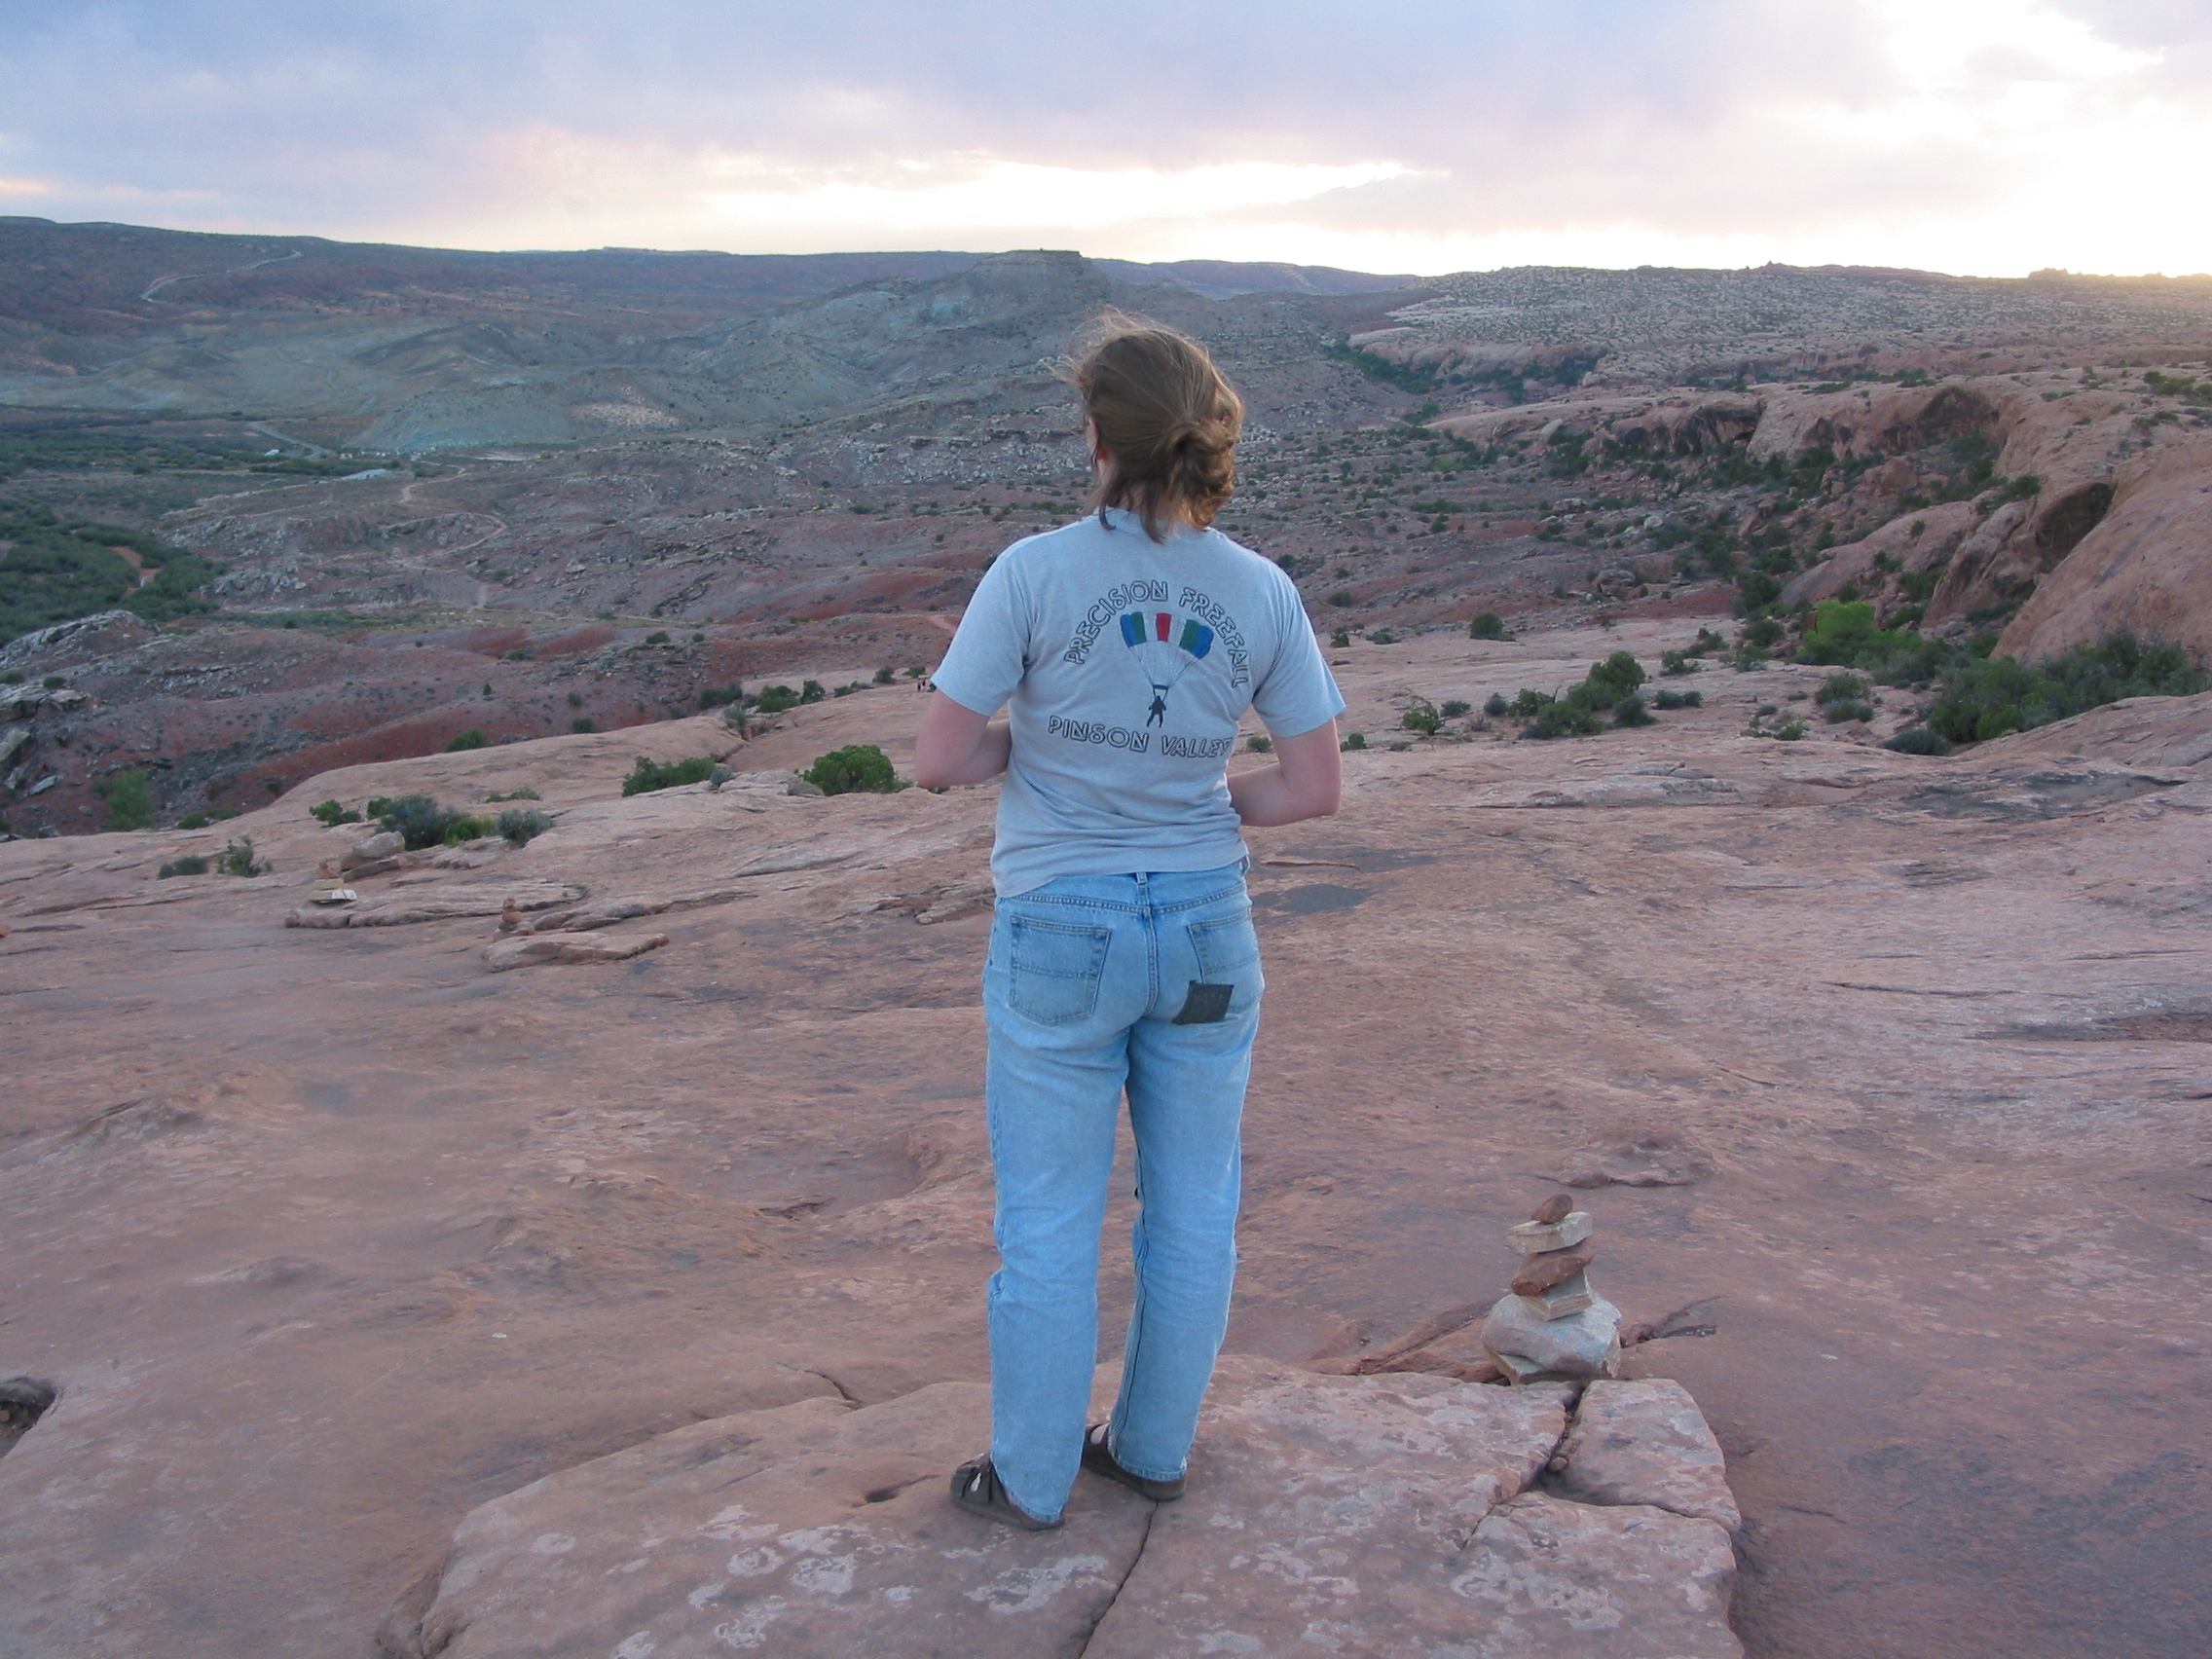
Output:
[400, 1356, 1741, 1659]
[1554, 1379, 1744, 1533]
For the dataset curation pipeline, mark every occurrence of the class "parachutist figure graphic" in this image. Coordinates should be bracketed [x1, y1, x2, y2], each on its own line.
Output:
[1147, 688, 1168, 726]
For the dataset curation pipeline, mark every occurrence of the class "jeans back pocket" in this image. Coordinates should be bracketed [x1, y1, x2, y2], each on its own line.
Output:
[1187, 909, 1264, 1015]
[1007, 914, 1112, 1026]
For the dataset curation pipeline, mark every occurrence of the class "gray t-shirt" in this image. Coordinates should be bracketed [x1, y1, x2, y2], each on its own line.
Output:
[932, 507, 1344, 896]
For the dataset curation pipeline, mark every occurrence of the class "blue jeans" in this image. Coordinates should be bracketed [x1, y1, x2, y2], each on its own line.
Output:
[982, 861, 1262, 1523]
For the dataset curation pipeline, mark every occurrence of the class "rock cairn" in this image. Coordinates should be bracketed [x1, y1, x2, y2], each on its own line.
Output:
[1481, 1191, 1623, 1384]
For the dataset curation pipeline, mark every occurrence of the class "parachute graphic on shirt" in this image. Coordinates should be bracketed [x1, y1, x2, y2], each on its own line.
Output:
[1119, 610, 1215, 726]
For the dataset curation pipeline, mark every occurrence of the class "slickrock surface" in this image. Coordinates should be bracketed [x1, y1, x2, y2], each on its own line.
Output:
[3, 619, 2211, 1658]
[1554, 1380, 1744, 1533]
[396, 1356, 1740, 1659]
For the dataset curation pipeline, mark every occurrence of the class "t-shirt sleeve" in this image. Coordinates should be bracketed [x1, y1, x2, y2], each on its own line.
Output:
[1249, 569, 1345, 739]
[929, 549, 1030, 717]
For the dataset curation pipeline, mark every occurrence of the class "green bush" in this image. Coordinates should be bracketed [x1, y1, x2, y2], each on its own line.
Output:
[1613, 693, 1654, 727]
[1929, 632, 2206, 744]
[217, 836, 262, 877]
[800, 681, 827, 704]
[571, 717, 598, 733]
[445, 728, 489, 752]
[1885, 726, 1953, 756]
[1824, 698, 1875, 723]
[1246, 734, 1273, 753]
[100, 770, 154, 832]
[802, 744, 898, 795]
[484, 786, 539, 802]
[621, 756, 717, 796]
[755, 684, 800, 714]
[1587, 650, 1646, 698]
[496, 807, 552, 845]
[1440, 700, 1472, 719]
[1652, 688, 1703, 710]
[1525, 700, 1604, 739]
[1484, 692, 1510, 718]
[1330, 627, 1352, 649]
[375, 794, 473, 849]
[1341, 731, 1367, 751]
[157, 854, 209, 879]
[1469, 611, 1510, 641]
[1327, 591, 1354, 608]
[175, 807, 239, 830]
[1816, 671, 1873, 706]
[311, 798, 362, 826]
[1798, 601, 1880, 664]
[699, 682, 745, 710]
[873, 665, 897, 685]
[1659, 649, 1703, 676]
[441, 815, 491, 847]
[1370, 629, 1397, 645]
[1400, 698, 1442, 735]
[1507, 687, 1553, 718]
[644, 630, 670, 645]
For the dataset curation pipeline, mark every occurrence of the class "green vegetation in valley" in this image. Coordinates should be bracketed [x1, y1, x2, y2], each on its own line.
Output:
[620, 756, 716, 796]
[802, 744, 898, 795]
[0, 500, 223, 643]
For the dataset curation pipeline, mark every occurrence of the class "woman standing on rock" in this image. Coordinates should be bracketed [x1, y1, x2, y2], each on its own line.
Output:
[915, 314, 1345, 1530]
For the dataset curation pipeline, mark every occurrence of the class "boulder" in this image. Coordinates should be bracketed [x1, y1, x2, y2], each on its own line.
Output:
[392, 1356, 1743, 1659]
[1553, 1379, 1743, 1532]
[1482, 1293, 1623, 1381]
[341, 830, 404, 870]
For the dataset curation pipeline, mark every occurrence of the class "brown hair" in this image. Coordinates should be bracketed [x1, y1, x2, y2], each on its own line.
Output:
[1067, 312, 1244, 543]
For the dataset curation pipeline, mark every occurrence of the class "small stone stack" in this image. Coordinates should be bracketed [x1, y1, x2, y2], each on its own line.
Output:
[1481, 1191, 1623, 1384]
[309, 860, 356, 906]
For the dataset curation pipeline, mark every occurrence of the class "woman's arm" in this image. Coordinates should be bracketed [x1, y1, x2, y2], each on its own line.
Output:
[912, 691, 1012, 789]
[1228, 720, 1342, 827]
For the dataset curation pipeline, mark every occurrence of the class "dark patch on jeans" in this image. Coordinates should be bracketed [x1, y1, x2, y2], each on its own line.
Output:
[1172, 981, 1235, 1025]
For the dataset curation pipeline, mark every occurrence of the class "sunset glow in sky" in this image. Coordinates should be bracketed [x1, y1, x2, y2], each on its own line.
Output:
[2, 0, 2208, 276]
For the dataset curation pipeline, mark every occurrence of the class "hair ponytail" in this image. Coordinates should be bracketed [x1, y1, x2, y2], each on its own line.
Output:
[1066, 313, 1243, 543]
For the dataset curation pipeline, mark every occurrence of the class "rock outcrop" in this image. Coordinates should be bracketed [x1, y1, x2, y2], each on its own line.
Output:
[388, 1356, 1741, 1659]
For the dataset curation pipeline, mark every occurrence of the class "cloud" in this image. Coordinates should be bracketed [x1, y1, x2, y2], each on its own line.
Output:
[0, 0, 2206, 275]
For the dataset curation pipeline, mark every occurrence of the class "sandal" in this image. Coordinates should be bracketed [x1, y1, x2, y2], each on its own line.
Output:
[1082, 1423, 1186, 1502]
[950, 1456, 1062, 1530]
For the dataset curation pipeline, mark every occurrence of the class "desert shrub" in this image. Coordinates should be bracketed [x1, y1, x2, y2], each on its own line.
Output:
[217, 836, 263, 877]
[1613, 693, 1654, 727]
[1772, 721, 1806, 741]
[799, 681, 827, 704]
[1246, 734, 1273, 753]
[698, 682, 745, 710]
[1524, 700, 1604, 739]
[440, 815, 490, 846]
[1439, 699, 1472, 719]
[311, 798, 361, 826]
[1816, 671, 1873, 706]
[1928, 632, 2206, 744]
[571, 717, 598, 733]
[1885, 726, 1953, 756]
[1330, 627, 1352, 648]
[1587, 650, 1646, 699]
[755, 683, 800, 714]
[1507, 687, 1553, 718]
[1658, 649, 1703, 676]
[496, 807, 553, 845]
[803, 744, 898, 794]
[644, 630, 670, 645]
[1400, 697, 1442, 735]
[1652, 688, 1704, 710]
[99, 770, 154, 831]
[1341, 731, 1367, 751]
[484, 786, 539, 802]
[373, 795, 475, 849]
[176, 807, 239, 830]
[621, 756, 717, 796]
[1469, 611, 1510, 641]
[873, 665, 897, 684]
[158, 854, 209, 878]
[1370, 628, 1397, 645]
[1824, 698, 1875, 723]
[1484, 692, 1510, 718]
[445, 728, 489, 752]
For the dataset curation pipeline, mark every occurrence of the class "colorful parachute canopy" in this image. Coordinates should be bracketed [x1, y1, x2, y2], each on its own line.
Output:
[1119, 611, 1215, 661]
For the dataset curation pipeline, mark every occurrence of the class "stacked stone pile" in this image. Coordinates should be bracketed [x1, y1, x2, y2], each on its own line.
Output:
[1482, 1191, 1624, 1383]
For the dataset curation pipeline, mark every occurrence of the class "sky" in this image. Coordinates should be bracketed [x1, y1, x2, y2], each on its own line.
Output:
[1, 0, 2208, 278]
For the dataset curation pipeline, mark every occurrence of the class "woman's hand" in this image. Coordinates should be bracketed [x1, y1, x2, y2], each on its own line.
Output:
[1228, 720, 1342, 827]
[913, 691, 1013, 789]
